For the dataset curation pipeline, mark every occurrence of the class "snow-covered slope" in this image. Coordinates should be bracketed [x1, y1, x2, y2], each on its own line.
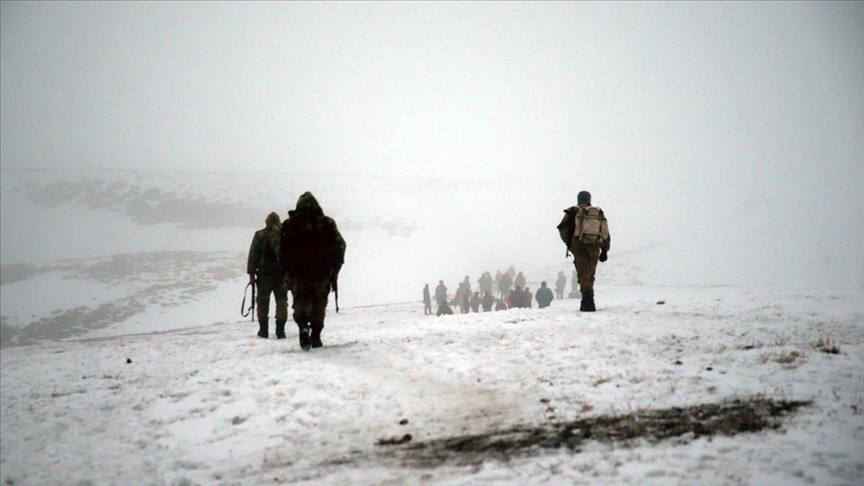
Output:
[1, 286, 862, 485]
[1, 169, 862, 484]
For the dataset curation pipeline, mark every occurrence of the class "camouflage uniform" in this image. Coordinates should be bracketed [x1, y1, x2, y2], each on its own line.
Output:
[279, 192, 346, 349]
[247, 212, 288, 338]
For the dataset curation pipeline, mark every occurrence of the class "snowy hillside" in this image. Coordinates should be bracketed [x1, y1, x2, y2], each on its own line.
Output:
[0, 168, 657, 345]
[2, 168, 860, 346]
[1, 169, 862, 484]
[1, 285, 862, 485]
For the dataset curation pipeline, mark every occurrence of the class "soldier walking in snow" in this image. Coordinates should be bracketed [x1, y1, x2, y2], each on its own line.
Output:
[557, 190, 610, 312]
[279, 192, 346, 350]
[247, 212, 289, 339]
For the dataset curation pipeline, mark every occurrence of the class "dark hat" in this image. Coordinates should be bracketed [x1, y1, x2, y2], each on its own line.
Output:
[577, 191, 591, 204]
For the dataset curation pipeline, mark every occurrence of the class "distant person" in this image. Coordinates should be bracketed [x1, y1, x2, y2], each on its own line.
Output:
[514, 271, 526, 290]
[507, 286, 521, 309]
[423, 283, 432, 316]
[523, 286, 532, 308]
[247, 212, 288, 339]
[555, 271, 566, 300]
[535, 281, 554, 308]
[454, 282, 466, 312]
[462, 275, 471, 295]
[279, 192, 346, 349]
[495, 299, 508, 311]
[557, 190, 610, 312]
[481, 291, 495, 312]
[437, 301, 454, 316]
[478, 272, 490, 296]
[435, 280, 448, 306]
[498, 272, 512, 299]
[470, 292, 481, 313]
[569, 269, 579, 299]
[462, 288, 471, 314]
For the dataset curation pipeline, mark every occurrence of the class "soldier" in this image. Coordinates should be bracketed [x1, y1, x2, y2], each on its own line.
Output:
[535, 281, 554, 308]
[279, 192, 346, 350]
[247, 212, 289, 339]
[559, 190, 610, 312]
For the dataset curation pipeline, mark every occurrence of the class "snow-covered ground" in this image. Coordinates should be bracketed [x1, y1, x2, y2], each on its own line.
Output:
[1, 285, 862, 485]
[1, 169, 862, 484]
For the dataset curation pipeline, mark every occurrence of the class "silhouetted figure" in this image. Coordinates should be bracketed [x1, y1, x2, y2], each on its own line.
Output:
[498, 272, 513, 299]
[569, 269, 579, 299]
[558, 190, 610, 311]
[470, 292, 481, 313]
[482, 291, 495, 312]
[437, 301, 454, 316]
[555, 271, 566, 300]
[423, 283, 432, 315]
[515, 271, 526, 290]
[462, 288, 471, 314]
[247, 212, 288, 339]
[279, 192, 346, 349]
[536, 281, 554, 308]
[435, 280, 448, 307]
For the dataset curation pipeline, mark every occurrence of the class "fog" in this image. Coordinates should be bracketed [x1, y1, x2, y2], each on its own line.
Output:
[2, 2, 863, 298]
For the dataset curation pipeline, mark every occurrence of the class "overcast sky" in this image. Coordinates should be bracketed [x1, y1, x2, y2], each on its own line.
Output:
[2, 2, 862, 198]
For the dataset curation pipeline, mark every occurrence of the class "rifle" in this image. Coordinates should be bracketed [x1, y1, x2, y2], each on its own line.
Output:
[241, 281, 255, 321]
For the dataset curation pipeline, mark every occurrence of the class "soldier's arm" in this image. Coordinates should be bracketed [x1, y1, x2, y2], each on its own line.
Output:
[247, 231, 261, 277]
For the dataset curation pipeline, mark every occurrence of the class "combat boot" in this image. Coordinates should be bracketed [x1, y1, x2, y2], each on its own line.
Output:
[275, 319, 286, 339]
[295, 316, 311, 351]
[310, 321, 324, 348]
[257, 320, 269, 339]
[581, 294, 596, 312]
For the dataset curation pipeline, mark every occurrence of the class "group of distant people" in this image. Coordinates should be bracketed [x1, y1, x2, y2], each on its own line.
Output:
[423, 267, 561, 317]
[422, 190, 611, 316]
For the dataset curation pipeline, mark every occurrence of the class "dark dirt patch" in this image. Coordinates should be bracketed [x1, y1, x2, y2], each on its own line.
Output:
[387, 397, 810, 467]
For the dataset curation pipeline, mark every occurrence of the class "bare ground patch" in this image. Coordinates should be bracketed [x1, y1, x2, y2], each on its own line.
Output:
[377, 397, 810, 467]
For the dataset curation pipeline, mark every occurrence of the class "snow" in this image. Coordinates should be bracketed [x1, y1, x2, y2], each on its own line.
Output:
[2, 285, 862, 485]
[1, 170, 863, 484]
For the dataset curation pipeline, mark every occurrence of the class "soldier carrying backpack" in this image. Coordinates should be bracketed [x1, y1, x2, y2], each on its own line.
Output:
[557, 190, 611, 312]
[279, 192, 346, 350]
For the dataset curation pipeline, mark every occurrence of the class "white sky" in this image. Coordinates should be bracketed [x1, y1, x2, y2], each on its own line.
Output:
[2, 2, 862, 193]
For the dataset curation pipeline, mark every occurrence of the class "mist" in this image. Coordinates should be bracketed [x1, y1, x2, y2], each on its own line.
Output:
[2, 2, 862, 302]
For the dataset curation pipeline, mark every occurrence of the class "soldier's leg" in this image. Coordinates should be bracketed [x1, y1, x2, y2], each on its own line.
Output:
[274, 280, 289, 339]
[573, 246, 593, 311]
[255, 277, 274, 338]
[576, 246, 601, 311]
[291, 280, 313, 350]
[309, 278, 330, 348]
